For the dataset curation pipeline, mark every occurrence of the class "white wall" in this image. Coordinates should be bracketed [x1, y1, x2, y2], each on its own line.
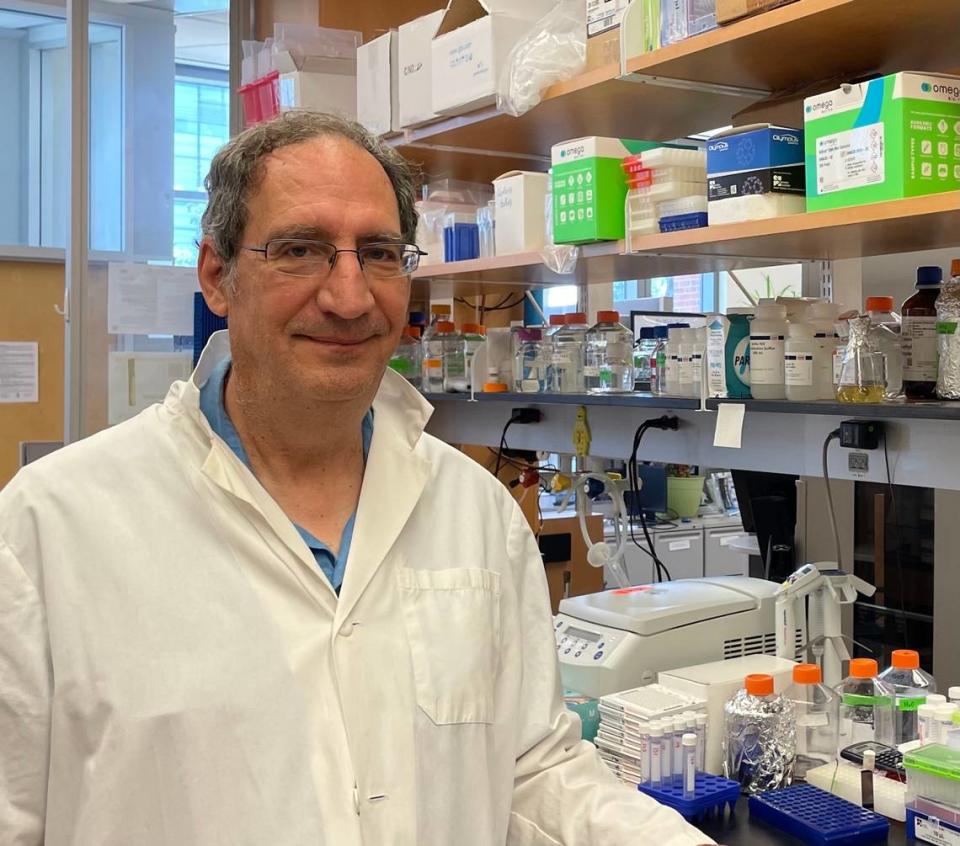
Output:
[0, 32, 24, 244]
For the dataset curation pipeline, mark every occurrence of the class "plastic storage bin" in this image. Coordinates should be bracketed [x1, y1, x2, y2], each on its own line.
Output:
[905, 744, 960, 809]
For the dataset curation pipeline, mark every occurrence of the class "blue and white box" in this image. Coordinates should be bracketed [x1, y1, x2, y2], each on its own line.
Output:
[707, 124, 804, 174]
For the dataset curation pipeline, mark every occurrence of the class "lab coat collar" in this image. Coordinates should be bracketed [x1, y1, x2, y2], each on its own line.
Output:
[166, 331, 435, 618]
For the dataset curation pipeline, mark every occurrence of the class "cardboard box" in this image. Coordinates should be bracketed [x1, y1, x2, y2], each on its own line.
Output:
[551, 136, 661, 244]
[430, 0, 554, 116]
[357, 31, 399, 136]
[493, 170, 549, 255]
[804, 72, 960, 212]
[716, 0, 797, 25]
[397, 9, 446, 128]
[278, 59, 357, 119]
[585, 0, 629, 71]
[706, 124, 804, 175]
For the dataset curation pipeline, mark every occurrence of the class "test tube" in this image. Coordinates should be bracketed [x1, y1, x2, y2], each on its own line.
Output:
[660, 721, 673, 785]
[673, 717, 685, 784]
[649, 721, 663, 788]
[695, 713, 707, 771]
[682, 732, 697, 800]
[638, 721, 651, 784]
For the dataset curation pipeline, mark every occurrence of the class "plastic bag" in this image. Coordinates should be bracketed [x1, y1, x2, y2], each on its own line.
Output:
[540, 186, 579, 275]
[497, 0, 587, 118]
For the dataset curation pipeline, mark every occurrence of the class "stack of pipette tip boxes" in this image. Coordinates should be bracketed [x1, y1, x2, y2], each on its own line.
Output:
[904, 739, 960, 843]
[621, 148, 708, 242]
[594, 684, 738, 820]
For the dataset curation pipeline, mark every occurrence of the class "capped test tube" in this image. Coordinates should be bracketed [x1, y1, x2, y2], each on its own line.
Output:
[649, 721, 663, 787]
[638, 721, 651, 784]
[682, 733, 697, 800]
[660, 720, 673, 784]
[673, 717, 686, 784]
[918, 703, 936, 744]
[695, 713, 707, 771]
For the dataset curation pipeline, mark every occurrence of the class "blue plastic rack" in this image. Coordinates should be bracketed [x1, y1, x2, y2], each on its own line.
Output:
[638, 773, 740, 822]
[748, 783, 889, 846]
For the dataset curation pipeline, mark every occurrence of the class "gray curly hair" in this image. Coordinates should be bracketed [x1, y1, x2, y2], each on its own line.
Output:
[201, 112, 420, 277]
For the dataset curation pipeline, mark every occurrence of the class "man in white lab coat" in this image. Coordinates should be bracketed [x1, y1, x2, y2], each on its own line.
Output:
[0, 113, 712, 845]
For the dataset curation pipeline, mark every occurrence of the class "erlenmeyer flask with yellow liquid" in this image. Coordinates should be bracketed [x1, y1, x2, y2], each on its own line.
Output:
[837, 316, 886, 403]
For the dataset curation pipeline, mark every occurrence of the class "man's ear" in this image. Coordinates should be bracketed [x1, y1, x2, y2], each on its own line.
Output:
[198, 238, 231, 317]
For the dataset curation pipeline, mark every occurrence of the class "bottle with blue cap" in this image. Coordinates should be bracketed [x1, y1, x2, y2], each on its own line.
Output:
[902, 265, 943, 399]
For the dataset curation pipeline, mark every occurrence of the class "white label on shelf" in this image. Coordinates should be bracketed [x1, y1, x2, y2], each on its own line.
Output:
[902, 316, 939, 381]
[749, 336, 785, 385]
[668, 539, 692, 551]
[784, 354, 814, 386]
[914, 817, 960, 846]
[815, 122, 885, 195]
[714, 403, 746, 449]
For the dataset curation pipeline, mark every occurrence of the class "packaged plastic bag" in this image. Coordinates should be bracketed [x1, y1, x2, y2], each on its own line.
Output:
[497, 0, 587, 118]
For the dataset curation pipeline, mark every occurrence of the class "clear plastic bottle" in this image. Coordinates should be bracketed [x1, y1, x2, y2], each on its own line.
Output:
[784, 323, 818, 402]
[584, 310, 635, 394]
[388, 326, 423, 387]
[634, 327, 657, 390]
[877, 649, 937, 745]
[902, 265, 943, 399]
[664, 323, 689, 397]
[807, 301, 842, 401]
[723, 673, 796, 794]
[439, 323, 467, 392]
[866, 297, 903, 398]
[462, 323, 486, 391]
[837, 316, 886, 403]
[749, 300, 789, 400]
[785, 663, 839, 780]
[543, 314, 567, 394]
[551, 312, 589, 393]
[836, 658, 895, 750]
[421, 306, 452, 386]
[514, 328, 547, 393]
[651, 326, 669, 395]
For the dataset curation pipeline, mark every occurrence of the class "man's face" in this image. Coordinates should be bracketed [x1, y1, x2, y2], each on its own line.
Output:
[206, 137, 410, 404]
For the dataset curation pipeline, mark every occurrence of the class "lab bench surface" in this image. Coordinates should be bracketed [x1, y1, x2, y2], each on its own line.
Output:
[695, 797, 906, 845]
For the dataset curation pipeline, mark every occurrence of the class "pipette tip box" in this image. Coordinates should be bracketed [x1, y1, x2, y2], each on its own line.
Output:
[638, 773, 740, 822]
[748, 783, 889, 846]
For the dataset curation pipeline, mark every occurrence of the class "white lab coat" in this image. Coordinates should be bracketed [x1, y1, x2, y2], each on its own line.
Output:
[0, 332, 712, 846]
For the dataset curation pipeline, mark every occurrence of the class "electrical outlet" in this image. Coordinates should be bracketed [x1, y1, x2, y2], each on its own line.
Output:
[848, 452, 869, 474]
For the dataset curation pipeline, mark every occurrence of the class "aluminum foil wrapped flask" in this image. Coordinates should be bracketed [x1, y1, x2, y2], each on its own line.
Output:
[936, 280, 960, 400]
[723, 673, 796, 794]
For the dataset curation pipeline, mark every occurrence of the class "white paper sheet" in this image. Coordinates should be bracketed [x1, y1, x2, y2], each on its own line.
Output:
[108, 352, 192, 424]
[107, 263, 199, 335]
[0, 341, 39, 403]
[713, 402, 746, 449]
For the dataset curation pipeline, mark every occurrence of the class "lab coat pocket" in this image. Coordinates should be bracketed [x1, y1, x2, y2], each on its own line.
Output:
[397, 567, 501, 725]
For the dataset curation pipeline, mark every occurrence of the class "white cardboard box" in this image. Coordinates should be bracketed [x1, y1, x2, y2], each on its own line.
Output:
[397, 9, 445, 128]
[430, 0, 554, 116]
[278, 56, 356, 119]
[357, 30, 399, 136]
[493, 170, 549, 255]
[658, 655, 797, 776]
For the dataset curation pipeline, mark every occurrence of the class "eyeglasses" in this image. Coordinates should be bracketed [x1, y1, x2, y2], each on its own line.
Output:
[243, 239, 427, 279]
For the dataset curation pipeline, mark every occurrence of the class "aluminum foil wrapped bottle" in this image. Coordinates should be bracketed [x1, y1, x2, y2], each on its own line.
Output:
[723, 673, 796, 794]
[936, 277, 960, 400]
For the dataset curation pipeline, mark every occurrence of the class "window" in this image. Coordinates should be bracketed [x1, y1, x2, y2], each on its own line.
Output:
[173, 70, 229, 266]
[543, 285, 579, 319]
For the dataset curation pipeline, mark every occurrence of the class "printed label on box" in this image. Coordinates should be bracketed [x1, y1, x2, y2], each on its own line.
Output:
[816, 123, 885, 194]
[915, 816, 960, 846]
[708, 166, 806, 200]
[586, 0, 629, 37]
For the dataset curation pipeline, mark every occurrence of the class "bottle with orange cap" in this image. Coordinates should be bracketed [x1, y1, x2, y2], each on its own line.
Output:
[836, 657, 896, 751]
[723, 673, 796, 794]
[877, 649, 937, 745]
[865, 296, 903, 398]
[584, 310, 635, 394]
[785, 663, 838, 779]
[551, 312, 589, 393]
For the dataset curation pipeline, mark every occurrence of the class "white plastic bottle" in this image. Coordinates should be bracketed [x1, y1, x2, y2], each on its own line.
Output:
[784, 323, 818, 402]
[584, 310, 635, 393]
[688, 328, 707, 398]
[806, 300, 841, 401]
[749, 299, 789, 399]
[676, 328, 694, 398]
[665, 323, 689, 397]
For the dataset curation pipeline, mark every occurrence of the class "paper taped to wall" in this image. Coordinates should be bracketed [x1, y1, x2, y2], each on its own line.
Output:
[108, 352, 192, 424]
[107, 263, 199, 335]
[0, 341, 39, 403]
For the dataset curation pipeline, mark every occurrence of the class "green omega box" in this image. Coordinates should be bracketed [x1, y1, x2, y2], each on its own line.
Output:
[804, 72, 960, 211]
[551, 136, 662, 244]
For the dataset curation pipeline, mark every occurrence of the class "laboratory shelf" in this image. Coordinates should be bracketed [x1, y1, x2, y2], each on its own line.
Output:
[390, 0, 960, 176]
[413, 193, 960, 291]
[422, 391, 700, 410]
[707, 397, 960, 421]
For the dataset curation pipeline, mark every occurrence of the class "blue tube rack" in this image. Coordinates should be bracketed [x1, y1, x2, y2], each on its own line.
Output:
[638, 773, 740, 822]
[748, 783, 889, 846]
